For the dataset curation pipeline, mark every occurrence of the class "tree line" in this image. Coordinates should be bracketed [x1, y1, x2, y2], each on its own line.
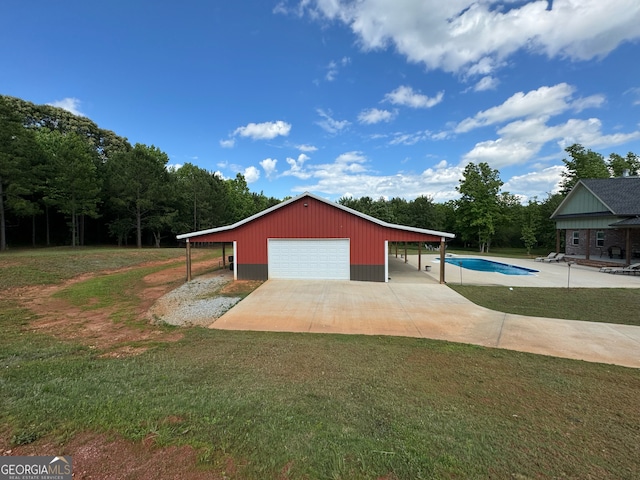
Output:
[1, 94, 638, 252]
[0, 95, 279, 250]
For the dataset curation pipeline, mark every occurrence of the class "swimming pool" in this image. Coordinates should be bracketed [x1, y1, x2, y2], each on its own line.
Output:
[444, 258, 538, 275]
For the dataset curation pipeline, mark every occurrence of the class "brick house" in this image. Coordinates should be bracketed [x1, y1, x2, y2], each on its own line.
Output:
[550, 176, 640, 265]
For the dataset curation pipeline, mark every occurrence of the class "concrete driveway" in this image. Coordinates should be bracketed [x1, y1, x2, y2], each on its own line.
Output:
[212, 256, 640, 369]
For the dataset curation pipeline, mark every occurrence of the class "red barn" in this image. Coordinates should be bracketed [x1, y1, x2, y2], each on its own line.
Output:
[177, 192, 455, 283]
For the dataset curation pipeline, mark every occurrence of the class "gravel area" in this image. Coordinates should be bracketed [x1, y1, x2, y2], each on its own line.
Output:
[148, 271, 240, 327]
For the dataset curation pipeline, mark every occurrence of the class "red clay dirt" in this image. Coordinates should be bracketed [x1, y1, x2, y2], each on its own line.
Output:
[2, 253, 238, 479]
[13, 255, 223, 355]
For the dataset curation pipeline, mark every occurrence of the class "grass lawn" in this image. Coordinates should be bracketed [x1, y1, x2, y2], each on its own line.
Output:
[1, 248, 639, 479]
[448, 285, 640, 326]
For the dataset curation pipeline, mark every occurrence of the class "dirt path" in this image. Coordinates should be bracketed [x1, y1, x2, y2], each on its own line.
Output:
[11, 254, 222, 356]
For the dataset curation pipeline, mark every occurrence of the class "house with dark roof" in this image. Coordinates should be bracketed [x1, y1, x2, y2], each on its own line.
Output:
[550, 176, 640, 265]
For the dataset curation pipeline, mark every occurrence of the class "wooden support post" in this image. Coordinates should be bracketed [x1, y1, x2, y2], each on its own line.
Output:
[626, 228, 631, 266]
[404, 243, 407, 263]
[395, 242, 398, 257]
[186, 239, 192, 282]
[222, 243, 226, 267]
[556, 229, 561, 255]
[418, 242, 422, 270]
[439, 238, 446, 284]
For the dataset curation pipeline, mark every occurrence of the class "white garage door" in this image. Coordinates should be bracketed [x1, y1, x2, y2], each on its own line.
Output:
[268, 239, 350, 280]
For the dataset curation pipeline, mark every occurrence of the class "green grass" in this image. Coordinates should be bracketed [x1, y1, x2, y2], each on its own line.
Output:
[0, 246, 188, 290]
[1, 248, 640, 479]
[448, 285, 640, 325]
[51, 264, 183, 325]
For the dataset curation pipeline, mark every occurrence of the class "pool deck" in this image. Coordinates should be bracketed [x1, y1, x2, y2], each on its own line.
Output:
[402, 253, 640, 288]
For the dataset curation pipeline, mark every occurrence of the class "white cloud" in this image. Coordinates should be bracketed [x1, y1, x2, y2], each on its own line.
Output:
[503, 166, 566, 201]
[282, 153, 312, 179]
[384, 85, 444, 109]
[297, 144, 318, 152]
[456, 83, 576, 133]
[47, 97, 84, 116]
[474, 76, 499, 92]
[358, 108, 397, 124]
[571, 94, 606, 112]
[219, 138, 236, 148]
[389, 129, 434, 146]
[462, 116, 640, 169]
[290, 151, 464, 202]
[625, 87, 640, 106]
[294, 0, 640, 76]
[243, 166, 261, 183]
[325, 56, 351, 81]
[233, 120, 292, 140]
[260, 158, 278, 178]
[316, 108, 351, 134]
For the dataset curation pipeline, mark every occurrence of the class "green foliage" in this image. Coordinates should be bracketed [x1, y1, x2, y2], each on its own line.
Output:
[339, 194, 446, 231]
[105, 144, 172, 248]
[560, 143, 610, 194]
[0, 97, 46, 250]
[455, 162, 503, 252]
[37, 130, 102, 246]
[174, 163, 223, 232]
[608, 152, 640, 177]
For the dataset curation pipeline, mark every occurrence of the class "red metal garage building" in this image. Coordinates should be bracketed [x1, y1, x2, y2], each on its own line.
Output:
[177, 192, 455, 283]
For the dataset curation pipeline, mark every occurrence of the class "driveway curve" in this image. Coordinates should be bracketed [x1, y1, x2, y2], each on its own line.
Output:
[212, 256, 640, 369]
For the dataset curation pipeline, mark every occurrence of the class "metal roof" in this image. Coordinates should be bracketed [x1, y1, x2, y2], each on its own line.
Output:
[177, 191, 456, 240]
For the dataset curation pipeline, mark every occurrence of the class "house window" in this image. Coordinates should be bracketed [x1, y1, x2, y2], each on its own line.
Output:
[596, 231, 605, 248]
[572, 231, 580, 246]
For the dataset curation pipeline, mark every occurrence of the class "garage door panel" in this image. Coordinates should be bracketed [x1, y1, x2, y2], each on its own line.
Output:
[268, 239, 350, 280]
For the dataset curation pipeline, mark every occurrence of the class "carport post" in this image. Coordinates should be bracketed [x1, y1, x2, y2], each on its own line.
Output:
[418, 242, 422, 270]
[439, 237, 446, 284]
[186, 239, 192, 282]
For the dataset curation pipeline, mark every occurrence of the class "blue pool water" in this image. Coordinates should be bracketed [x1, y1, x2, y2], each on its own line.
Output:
[444, 258, 538, 276]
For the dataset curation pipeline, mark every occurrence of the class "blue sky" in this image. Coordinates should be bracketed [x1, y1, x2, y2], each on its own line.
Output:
[2, 0, 640, 202]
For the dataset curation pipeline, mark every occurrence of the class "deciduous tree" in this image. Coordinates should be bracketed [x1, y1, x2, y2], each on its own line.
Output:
[608, 152, 640, 177]
[560, 144, 609, 195]
[456, 162, 503, 253]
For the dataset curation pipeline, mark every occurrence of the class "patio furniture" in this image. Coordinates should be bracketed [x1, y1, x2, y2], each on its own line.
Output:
[610, 263, 640, 275]
[544, 253, 565, 262]
[535, 252, 556, 262]
[609, 246, 623, 259]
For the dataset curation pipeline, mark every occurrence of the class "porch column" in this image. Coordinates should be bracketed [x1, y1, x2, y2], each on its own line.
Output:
[186, 239, 192, 282]
[586, 229, 591, 260]
[556, 230, 561, 254]
[439, 237, 446, 284]
[626, 228, 631, 265]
